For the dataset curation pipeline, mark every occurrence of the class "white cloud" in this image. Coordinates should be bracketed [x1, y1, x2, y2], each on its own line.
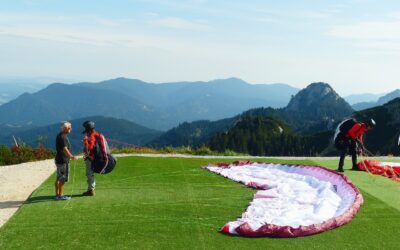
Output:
[252, 7, 334, 21]
[328, 18, 400, 54]
[0, 25, 189, 50]
[0, 12, 192, 49]
[149, 17, 209, 30]
[329, 21, 400, 40]
[0, 12, 135, 29]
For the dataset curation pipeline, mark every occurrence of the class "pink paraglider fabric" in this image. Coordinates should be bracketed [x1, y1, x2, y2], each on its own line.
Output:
[204, 161, 363, 237]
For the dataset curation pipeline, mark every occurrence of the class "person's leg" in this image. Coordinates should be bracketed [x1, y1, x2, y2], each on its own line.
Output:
[338, 148, 346, 172]
[83, 160, 96, 196]
[55, 180, 59, 197]
[60, 181, 65, 196]
[337, 140, 348, 172]
[55, 163, 70, 199]
[350, 140, 359, 170]
[55, 164, 64, 198]
[61, 162, 70, 197]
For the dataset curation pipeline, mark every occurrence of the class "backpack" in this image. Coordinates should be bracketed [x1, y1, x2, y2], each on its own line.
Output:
[334, 118, 357, 148]
[91, 133, 117, 174]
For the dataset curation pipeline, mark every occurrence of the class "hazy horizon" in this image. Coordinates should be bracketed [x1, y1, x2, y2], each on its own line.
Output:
[0, 75, 395, 98]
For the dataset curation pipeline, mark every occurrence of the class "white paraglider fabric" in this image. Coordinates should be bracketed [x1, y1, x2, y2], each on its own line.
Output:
[205, 162, 363, 237]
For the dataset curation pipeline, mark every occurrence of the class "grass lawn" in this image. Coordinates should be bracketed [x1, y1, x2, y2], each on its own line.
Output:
[0, 156, 399, 249]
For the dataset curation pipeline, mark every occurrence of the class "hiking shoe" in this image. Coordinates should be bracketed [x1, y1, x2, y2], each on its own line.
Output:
[82, 189, 95, 196]
[59, 196, 71, 200]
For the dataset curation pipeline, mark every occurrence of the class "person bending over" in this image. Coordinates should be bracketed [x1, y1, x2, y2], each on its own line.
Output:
[335, 119, 376, 172]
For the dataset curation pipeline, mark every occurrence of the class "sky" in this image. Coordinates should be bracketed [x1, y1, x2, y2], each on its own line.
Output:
[0, 0, 399, 96]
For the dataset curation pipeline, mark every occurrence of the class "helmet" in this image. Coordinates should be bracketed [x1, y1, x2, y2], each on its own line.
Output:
[366, 118, 376, 129]
[82, 120, 95, 134]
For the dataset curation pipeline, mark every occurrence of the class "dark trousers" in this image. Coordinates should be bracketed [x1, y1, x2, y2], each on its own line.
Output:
[338, 140, 358, 170]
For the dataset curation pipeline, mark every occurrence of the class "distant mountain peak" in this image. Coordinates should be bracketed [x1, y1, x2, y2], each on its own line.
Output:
[44, 82, 69, 90]
[285, 82, 353, 121]
[379, 89, 400, 101]
[287, 82, 337, 108]
[376, 89, 400, 106]
[305, 82, 334, 95]
[223, 77, 246, 82]
[209, 77, 248, 85]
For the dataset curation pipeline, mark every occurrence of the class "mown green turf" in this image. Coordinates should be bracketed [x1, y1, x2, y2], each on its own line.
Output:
[0, 156, 399, 250]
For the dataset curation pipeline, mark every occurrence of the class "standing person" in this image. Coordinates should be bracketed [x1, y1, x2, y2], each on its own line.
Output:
[82, 120, 98, 196]
[335, 118, 376, 172]
[55, 121, 76, 200]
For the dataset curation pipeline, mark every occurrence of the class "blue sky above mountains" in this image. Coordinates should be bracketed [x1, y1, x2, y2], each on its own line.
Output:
[1, 0, 399, 95]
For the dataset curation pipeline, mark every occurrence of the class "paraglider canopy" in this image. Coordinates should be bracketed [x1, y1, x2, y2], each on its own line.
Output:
[204, 161, 363, 237]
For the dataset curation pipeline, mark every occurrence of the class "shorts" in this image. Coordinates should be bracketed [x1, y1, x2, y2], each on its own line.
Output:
[56, 163, 70, 183]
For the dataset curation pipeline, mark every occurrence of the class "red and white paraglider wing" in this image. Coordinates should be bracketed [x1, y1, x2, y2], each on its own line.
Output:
[204, 161, 363, 237]
[358, 160, 400, 180]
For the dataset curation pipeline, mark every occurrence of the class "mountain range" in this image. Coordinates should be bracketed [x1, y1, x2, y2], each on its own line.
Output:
[351, 89, 400, 111]
[344, 93, 383, 105]
[151, 82, 354, 147]
[1, 77, 399, 156]
[0, 77, 299, 131]
[176, 86, 400, 156]
[0, 82, 48, 105]
[209, 97, 400, 156]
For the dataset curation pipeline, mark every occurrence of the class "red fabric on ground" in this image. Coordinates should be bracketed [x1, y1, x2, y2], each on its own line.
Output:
[358, 160, 400, 181]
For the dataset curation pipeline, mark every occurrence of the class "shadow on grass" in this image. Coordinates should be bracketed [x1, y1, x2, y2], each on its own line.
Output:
[0, 200, 23, 209]
[25, 194, 85, 204]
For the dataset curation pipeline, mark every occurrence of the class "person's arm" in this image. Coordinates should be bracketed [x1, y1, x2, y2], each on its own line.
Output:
[348, 124, 365, 152]
[83, 135, 96, 160]
[356, 127, 368, 151]
[63, 146, 77, 160]
[83, 137, 90, 160]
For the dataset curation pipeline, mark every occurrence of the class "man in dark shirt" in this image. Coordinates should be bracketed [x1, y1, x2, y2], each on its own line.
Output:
[55, 121, 76, 200]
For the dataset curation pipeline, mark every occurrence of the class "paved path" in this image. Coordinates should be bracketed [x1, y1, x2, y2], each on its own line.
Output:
[0, 159, 55, 228]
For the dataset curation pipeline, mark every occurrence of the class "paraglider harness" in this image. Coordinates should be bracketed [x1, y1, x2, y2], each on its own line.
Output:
[85, 132, 117, 174]
[334, 118, 359, 150]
